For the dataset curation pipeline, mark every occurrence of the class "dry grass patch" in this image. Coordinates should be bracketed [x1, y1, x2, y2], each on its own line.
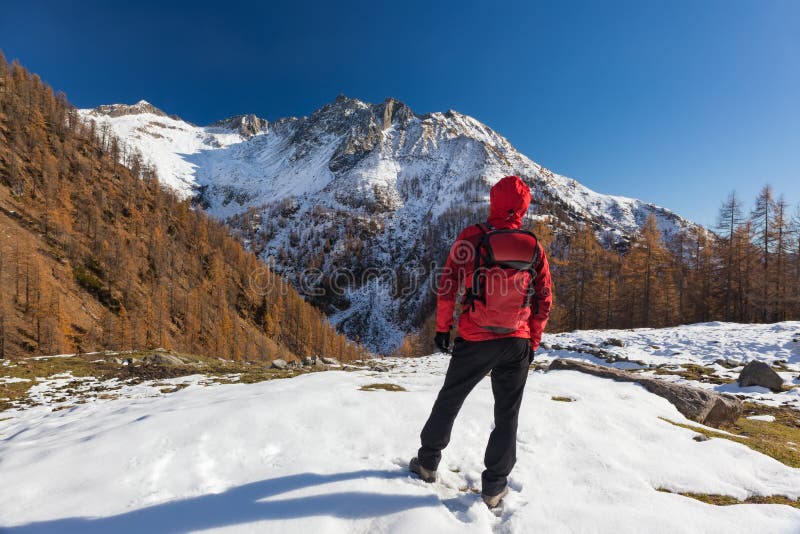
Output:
[653, 364, 732, 385]
[660, 403, 800, 468]
[359, 383, 407, 392]
[657, 488, 800, 509]
[551, 396, 575, 402]
[1, 350, 315, 412]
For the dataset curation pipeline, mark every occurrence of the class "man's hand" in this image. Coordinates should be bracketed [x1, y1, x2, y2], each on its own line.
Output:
[434, 331, 451, 353]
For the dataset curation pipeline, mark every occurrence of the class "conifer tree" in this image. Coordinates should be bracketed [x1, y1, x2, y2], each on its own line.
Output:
[715, 191, 744, 320]
[751, 185, 775, 320]
[772, 196, 790, 320]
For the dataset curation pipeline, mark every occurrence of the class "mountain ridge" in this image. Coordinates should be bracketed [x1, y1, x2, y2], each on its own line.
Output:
[81, 95, 693, 234]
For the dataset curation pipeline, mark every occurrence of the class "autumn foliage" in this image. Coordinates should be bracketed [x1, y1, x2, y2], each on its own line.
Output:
[0, 53, 368, 361]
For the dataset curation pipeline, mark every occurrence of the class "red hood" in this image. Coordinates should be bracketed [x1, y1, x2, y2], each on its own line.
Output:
[488, 176, 531, 229]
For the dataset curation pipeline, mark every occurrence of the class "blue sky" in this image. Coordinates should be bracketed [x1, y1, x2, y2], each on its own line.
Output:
[2, 0, 798, 226]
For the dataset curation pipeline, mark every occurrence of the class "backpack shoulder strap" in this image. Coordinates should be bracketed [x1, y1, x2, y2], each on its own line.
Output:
[464, 223, 493, 309]
[475, 222, 494, 235]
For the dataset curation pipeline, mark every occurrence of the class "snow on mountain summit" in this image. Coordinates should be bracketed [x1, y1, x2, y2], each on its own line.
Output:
[80, 102, 252, 197]
[80, 95, 690, 236]
[89, 99, 169, 118]
[79, 96, 696, 352]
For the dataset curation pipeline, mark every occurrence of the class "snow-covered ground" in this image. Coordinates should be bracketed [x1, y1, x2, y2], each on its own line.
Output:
[2, 323, 800, 533]
[539, 321, 800, 409]
[542, 322, 800, 368]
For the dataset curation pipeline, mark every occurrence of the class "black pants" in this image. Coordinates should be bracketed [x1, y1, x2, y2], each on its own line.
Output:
[418, 336, 531, 496]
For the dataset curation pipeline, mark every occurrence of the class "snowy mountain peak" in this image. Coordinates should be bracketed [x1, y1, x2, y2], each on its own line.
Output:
[313, 94, 415, 129]
[209, 114, 269, 137]
[89, 99, 168, 118]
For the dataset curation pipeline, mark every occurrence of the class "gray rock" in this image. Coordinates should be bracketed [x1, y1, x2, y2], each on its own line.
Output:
[271, 359, 288, 370]
[303, 357, 315, 366]
[737, 361, 784, 392]
[604, 338, 625, 347]
[714, 358, 741, 369]
[548, 358, 742, 427]
[693, 434, 710, 442]
[321, 357, 340, 366]
[142, 353, 185, 366]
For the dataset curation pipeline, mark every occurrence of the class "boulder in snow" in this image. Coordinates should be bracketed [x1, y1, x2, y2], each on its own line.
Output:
[737, 361, 784, 392]
[369, 362, 389, 372]
[548, 359, 742, 427]
[271, 359, 288, 370]
[321, 357, 340, 366]
[604, 338, 625, 347]
[142, 353, 185, 366]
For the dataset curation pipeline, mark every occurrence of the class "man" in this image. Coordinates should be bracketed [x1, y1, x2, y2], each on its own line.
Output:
[410, 175, 552, 509]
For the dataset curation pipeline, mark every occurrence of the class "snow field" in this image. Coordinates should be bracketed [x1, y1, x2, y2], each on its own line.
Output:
[2, 346, 799, 533]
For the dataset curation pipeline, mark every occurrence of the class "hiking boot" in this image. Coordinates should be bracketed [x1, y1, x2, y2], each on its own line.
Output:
[409, 457, 437, 483]
[482, 485, 509, 509]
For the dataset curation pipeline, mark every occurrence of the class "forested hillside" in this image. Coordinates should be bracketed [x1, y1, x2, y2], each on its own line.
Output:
[0, 53, 367, 361]
[550, 193, 799, 330]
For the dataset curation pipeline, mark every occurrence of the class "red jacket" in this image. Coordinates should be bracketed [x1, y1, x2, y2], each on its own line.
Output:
[436, 176, 552, 350]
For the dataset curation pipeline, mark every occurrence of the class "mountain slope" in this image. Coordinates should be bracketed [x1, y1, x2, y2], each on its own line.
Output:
[81, 97, 695, 352]
[0, 54, 366, 361]
[2, 322, 800, 533]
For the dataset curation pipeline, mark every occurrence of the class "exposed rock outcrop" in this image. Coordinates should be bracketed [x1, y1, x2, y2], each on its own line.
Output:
[141, 353, 186, 366]
[210, 114, 269, 137]
[548, 359, 742, 427]
[271, 358, 288, 370]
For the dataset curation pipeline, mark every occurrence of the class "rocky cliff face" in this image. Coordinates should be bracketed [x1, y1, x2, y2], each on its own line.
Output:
[210, 114, 269, 137]
[80, 96, 694, 352]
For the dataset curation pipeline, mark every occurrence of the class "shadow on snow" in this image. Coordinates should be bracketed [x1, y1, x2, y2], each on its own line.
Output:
[1, 469, 438, 533]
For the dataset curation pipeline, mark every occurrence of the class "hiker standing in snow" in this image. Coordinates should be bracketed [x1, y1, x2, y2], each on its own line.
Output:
[410, 175, 553, 509]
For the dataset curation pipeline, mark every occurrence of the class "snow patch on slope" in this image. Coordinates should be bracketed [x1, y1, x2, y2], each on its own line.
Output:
[539, 321, 800, 409]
